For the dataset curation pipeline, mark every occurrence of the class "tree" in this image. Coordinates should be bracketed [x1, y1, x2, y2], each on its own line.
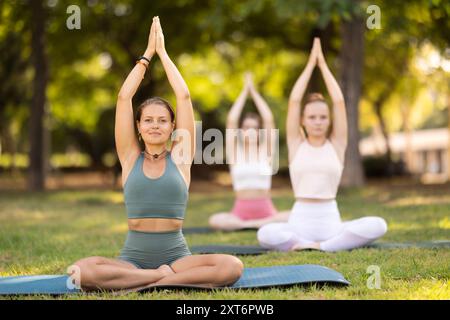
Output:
[28, 0, 48, 191]
[338, 10, 366, 186]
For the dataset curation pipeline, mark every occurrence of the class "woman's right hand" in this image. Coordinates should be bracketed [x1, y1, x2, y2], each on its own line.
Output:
[145, 17, 157, 57]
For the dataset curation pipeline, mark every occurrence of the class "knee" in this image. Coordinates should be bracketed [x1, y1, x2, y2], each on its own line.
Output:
[374, 217, 388, 236]
[208, 214, 221, 228]
[257, 224, 278, 245]
[257, 225, 270, 242]
[365, 217, 388, 237]
[215, 256, 244, 286]
[208, 213, 228, 228]
[70, 256, 102, 288]
[351, 217, 388, 239]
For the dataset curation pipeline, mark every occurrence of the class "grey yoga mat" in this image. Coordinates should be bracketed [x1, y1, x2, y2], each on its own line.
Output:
[191, 240, 450, 255]
[0, 264, 349, 295]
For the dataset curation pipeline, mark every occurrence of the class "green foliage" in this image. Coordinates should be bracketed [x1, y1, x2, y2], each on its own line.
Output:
[0, 0, 448, 168]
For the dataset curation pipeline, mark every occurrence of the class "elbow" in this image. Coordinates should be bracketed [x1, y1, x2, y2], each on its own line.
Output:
[226, 117, 238, 129]
[334, 98, 345, 107]
[117, 91, 131, 101]
[288, 96, 301, 105]
[288, 100, 301, 111]
[264, 117, 275, 129]
[177, 91, 191, 101]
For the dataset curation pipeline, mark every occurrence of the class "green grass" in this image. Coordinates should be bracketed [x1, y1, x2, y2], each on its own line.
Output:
[0, 182, 449, 299]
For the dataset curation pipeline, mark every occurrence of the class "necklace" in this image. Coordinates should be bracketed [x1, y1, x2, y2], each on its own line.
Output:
[144, 149, 167, 160]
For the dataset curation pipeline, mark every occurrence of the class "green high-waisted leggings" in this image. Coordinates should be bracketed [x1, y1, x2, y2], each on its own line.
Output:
[118, 229, 191, 269]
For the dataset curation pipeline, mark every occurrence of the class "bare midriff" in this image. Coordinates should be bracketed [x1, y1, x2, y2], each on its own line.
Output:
[235, 189, 271, 199]
[128, 218, 183, 232]
[296, 197, 335, 203]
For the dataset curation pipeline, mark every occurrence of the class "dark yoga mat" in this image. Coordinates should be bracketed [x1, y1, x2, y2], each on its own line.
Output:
[192, 245, 270, 255]
[367, 240, 450, 249]
[191, 240, 450, 255]
[183, 227, 256, 235]
[0, 264, 349, 295]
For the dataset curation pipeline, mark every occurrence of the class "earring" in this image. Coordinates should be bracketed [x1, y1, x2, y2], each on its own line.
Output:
[138, 132, 142, 141]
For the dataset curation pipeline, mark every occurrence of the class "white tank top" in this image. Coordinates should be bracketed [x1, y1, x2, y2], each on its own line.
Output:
[289, 140, 343, 199]
[230, 144, 272, 191]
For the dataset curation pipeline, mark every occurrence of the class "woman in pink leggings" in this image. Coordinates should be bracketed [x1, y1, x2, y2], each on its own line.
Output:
[208, 73, 289, 231]
[257, 38, 387, 251]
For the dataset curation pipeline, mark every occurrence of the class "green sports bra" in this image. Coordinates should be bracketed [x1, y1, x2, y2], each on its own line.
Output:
[124, 152, 188, 219]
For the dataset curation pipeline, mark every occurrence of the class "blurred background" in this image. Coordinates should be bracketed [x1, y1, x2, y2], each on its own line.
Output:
[0, 0, 449, 191]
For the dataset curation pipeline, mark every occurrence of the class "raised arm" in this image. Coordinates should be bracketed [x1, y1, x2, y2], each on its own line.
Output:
[316, 39, 347, 157]
[247, 73, 274, 130]
[286, 39, 318, 160]
[115, 20, 155, 167]
[226, 81, 249, 130]
[154, 17, 195, 164]
[225, 77, 249, 165]
[246, 73, 275, 160]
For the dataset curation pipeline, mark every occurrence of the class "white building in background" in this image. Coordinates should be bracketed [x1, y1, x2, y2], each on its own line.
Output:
[359, 128, 450, 182]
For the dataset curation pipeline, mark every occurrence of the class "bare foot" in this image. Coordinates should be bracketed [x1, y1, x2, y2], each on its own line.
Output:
[291, 242, 321, 251]
[157, 264, 175, 277]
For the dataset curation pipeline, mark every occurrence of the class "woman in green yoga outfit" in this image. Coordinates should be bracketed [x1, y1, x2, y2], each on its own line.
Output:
[70, 17, 243, 291]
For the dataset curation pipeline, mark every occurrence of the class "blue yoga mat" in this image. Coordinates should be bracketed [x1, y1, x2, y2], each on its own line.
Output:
[0, 264, 349, 295]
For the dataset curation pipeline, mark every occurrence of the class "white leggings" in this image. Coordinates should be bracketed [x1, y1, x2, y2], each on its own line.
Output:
[257, 200, 388, 252]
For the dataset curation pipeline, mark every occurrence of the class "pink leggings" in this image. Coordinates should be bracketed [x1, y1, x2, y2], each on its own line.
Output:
[231, 198, 277, 221]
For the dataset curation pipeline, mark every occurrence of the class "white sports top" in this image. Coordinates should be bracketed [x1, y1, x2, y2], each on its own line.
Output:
[289, 139, 343, 199]
[230, 144, 272, 191]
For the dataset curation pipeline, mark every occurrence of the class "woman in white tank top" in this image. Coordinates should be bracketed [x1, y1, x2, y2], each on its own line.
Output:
[208, 73, 290, 231]
[257, 38, 387, 251]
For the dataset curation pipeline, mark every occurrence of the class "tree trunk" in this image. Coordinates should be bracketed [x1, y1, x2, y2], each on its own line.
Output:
[28, 0, 48, 191]
[401, 103, 413, 175]
[373, 99, 394, 175]
[338, 16, 366, 187]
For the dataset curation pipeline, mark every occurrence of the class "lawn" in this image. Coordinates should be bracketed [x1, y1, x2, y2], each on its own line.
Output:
[0, 180, 449, 299]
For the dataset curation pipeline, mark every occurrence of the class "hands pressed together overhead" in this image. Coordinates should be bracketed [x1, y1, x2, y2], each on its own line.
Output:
[146, 16, 166, 57]
[244, 71, 255, 90]
[308, 37, 326, 68]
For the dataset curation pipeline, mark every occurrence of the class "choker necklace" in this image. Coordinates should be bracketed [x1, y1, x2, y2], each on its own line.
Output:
[144, 149, 167, 160]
